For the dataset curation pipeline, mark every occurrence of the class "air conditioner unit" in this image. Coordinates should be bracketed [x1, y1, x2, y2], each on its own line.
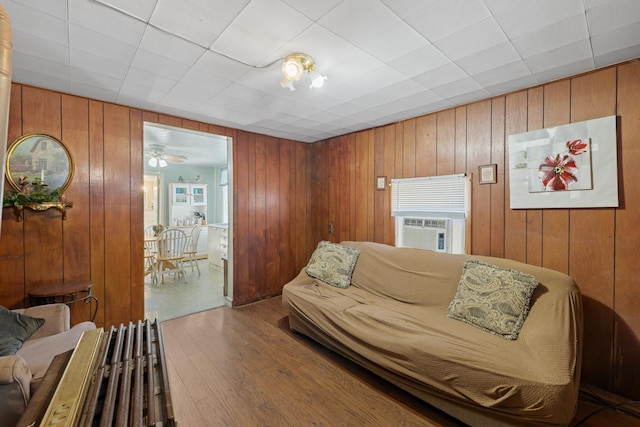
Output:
[397, 217, 451, 252]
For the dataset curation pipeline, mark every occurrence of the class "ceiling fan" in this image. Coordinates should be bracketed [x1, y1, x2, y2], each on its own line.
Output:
[144, 144, 187, 168]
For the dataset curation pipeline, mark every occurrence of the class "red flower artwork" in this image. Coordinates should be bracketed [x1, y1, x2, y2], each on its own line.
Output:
[538, 154, 578, 191]
[566, 139, 588, 155]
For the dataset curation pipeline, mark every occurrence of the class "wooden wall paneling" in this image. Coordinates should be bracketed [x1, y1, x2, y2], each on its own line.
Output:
[306, 143, 327, 254]
[490, 97, 505, 258]
[232, 130, 250, 305]
[383, 124, 396, 245]
[318, 141, 329, 242]
[129, 109, 144, 321]
[264, 136, 280, 296]
[22, 88, 64, 293]
[436, 110, 455, 176]
[0, 84, 24, 308]
[61, 94, 92, 324]
[415, 115, 436, 178]
[402, 119, 416, 178]
[373, 128, 385, 243]
[525, 87, 544, 266]
[254, 135, 270, 296]
[394, 122, 404, 179]
[569, 68, 617, 390]
[278, 139, 293, 287]
[466, 101, 492, 256]
[454, 106, 466, 174]
[89, 101, 106, 326]
[347, 134, 357, 242]
[614, 61, 640, 399]
[292, 142, 306, 270]
[541, 81, 571, 274]
[366, 130, 375, 242]
[340, 136, 353, 241]
[503, 92, 528, 263]
[354, 131, 369, 241]
[103, 103, 132, 325]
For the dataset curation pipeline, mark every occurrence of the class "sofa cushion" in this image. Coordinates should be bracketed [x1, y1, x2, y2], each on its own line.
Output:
[306, 241, 360, 288]
[17, 321, 96, 387]
[446, 260, 539, 340]
[0, 306, 45, 357]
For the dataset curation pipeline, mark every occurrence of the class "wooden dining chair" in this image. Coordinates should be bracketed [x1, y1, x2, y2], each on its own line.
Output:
[144, 225, 158, 283]
[155, 228, 189, 284]
[183, 224, 201, 276]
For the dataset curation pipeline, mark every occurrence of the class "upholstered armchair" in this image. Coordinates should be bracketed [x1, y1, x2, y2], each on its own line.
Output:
[0, 303, 95, 426]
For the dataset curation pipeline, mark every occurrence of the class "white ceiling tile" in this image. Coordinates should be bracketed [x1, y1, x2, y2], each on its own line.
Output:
[211, 0, 312, 65]
[524, 39, 594, 74]
[138, 27, 206, 65]
[412, 63, 468, 89]
[124, 67, 178, 92]
[131, 50, 191, 81]
[404, 0, 491, 41]
[150, 0, 250, 47]
[431, 77, 484, 99]
[70, 66, 123, 91]
[12, 30, 70, 66]
[11, 66, 71, 94]
[433, 17, 508, 61]
[4, 2, 68, 45]
[70, 49, 130, 80]
[70, 24, 138, 64]
[531, 58, 595, 85]
[282, 0, 343, 21]
[68, 82, 119, 103]
[12, 52, 70, 81]
[482, 74, 539, 96]
[592, 24, 640, 67]
[472, 60, 532, 87]
[585, 0, 640, 35]
[3, 0, 67, 20]
[93, 0, 158, 22]
[457, 42, 522, 76]
[493, 0, 585, 40]
[512, 14, 590, 59]
[389, 44, 450, 78]
[69, 0, 146, 47]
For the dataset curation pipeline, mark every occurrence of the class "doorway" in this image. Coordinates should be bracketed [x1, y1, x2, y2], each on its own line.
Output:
[142, 122, 232, 321]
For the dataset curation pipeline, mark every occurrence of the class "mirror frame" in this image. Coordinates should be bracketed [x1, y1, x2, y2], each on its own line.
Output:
[5, 133, 74, 193]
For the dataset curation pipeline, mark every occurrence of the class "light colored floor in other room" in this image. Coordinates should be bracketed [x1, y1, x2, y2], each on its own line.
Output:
[144, 258, 227, 322]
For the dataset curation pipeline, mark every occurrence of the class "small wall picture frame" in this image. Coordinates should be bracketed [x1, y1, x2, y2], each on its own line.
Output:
[376, 176, 387, 191]
[478, 164, 497, 184]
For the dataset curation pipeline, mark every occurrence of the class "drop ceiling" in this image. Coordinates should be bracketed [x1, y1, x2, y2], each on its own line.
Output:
[4, 0, 640, 145]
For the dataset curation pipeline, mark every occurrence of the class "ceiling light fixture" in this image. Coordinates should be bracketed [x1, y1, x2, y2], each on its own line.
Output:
[148, 156, 168, 168]
[280, 53, 327, 91]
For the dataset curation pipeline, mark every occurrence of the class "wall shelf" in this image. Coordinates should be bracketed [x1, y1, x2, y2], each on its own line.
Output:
[8, 201, 73, 222]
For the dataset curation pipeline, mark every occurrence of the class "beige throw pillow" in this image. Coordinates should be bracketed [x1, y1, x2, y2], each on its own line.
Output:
[306, 241, 360, 288]
[446, 260, 539, 340]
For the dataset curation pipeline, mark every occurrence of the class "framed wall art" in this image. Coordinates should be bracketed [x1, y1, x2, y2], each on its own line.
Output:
[508, 115, 618, 209]
[5, 133, 74, 193]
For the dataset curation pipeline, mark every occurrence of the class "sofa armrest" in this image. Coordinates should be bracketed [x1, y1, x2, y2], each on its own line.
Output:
[18, 304, 70, 340]
[0, 354, 31, 399]
[0, 354, 32, 427]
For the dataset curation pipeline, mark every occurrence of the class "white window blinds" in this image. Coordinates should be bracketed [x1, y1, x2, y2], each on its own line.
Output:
[391, 174, 467, 218]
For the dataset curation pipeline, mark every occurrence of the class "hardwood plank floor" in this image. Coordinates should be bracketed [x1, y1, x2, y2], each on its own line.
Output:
[162, 296, 640, 427]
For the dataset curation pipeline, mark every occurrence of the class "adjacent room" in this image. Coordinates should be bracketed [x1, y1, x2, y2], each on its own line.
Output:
[1, 1, 640, 426]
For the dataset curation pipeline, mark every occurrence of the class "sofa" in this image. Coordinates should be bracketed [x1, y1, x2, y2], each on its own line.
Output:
[0, 303, 96, 427]
[282, 241, 583, 426]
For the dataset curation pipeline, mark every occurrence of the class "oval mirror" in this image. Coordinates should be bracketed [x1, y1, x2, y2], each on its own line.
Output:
[5, 133, 74, 193]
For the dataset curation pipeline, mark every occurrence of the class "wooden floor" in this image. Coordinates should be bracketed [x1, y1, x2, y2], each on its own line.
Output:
[161, 296, 640, 427]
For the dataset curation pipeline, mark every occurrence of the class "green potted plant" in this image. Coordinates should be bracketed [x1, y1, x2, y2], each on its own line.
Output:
[3, 176, 63, 207]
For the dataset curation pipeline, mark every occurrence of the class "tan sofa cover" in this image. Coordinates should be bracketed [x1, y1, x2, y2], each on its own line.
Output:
[282, 241, 583, 426]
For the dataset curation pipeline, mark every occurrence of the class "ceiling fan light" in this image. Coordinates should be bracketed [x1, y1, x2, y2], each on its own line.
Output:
[280, 78, 296, 91]
[158, 159, 168, 168]
[148, 157, 158, 167]
[308, 68, 327, 89]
